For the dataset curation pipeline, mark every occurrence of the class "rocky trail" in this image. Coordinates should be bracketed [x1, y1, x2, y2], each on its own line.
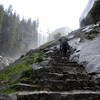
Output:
[13, 47, 100, 100]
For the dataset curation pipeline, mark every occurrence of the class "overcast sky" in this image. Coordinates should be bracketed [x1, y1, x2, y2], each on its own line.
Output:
[0, 0, 88, 32]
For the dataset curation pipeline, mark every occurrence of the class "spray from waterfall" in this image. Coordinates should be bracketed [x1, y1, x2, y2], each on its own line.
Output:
[37, 28, 49, 47]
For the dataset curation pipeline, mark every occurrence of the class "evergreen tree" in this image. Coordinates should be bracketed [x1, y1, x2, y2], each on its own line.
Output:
[0, 4, 39, 57]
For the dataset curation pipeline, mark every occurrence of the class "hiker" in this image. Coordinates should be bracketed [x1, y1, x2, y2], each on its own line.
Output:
[59, 36, 70, 56]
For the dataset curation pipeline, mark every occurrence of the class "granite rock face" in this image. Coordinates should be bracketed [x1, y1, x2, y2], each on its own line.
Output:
[80, 0, 100, 27]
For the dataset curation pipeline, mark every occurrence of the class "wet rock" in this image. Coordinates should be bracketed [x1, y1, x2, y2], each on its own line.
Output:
[80, 0, 100, 27]
[63, 93, 100, 100]
[65, 80, 81, 90]
[17, 92, 61, 100]
[9, 94, 17, 100]
[39, 60, 49, 66]
[0, 94, 16, 100]
[31, 63, 42, 70]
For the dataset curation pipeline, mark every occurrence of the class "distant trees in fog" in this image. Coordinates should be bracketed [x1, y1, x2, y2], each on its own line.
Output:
[0, 5, 39, 57]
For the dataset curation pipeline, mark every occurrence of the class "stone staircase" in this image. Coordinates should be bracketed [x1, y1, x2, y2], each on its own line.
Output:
[16, 49, 100, 100]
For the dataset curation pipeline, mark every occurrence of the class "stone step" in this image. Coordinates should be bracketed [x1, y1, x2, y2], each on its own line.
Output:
[43, 67, 86, 74]
[51, 61, 79, 65]
[36, 72, 89, 81]
[64, 80, 100, 91]
[11, 83, 39, 91]
[17, 91, 100, 100]
[32, 63, 85, 74]
[33, 79, 100, 91]
[40, 73, 64, 80]
[54, 64, 83, 67]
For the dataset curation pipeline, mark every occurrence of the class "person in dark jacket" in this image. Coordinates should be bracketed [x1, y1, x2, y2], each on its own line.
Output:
[59, 36, 70, 56]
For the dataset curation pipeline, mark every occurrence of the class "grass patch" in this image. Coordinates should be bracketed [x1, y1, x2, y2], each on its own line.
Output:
[0, 51, 45, 84]
[0, 88, 16, 94]
[0, 62, 31, 83]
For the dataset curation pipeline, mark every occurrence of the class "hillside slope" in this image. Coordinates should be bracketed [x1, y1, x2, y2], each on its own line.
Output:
[1, 24, 100, 99]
